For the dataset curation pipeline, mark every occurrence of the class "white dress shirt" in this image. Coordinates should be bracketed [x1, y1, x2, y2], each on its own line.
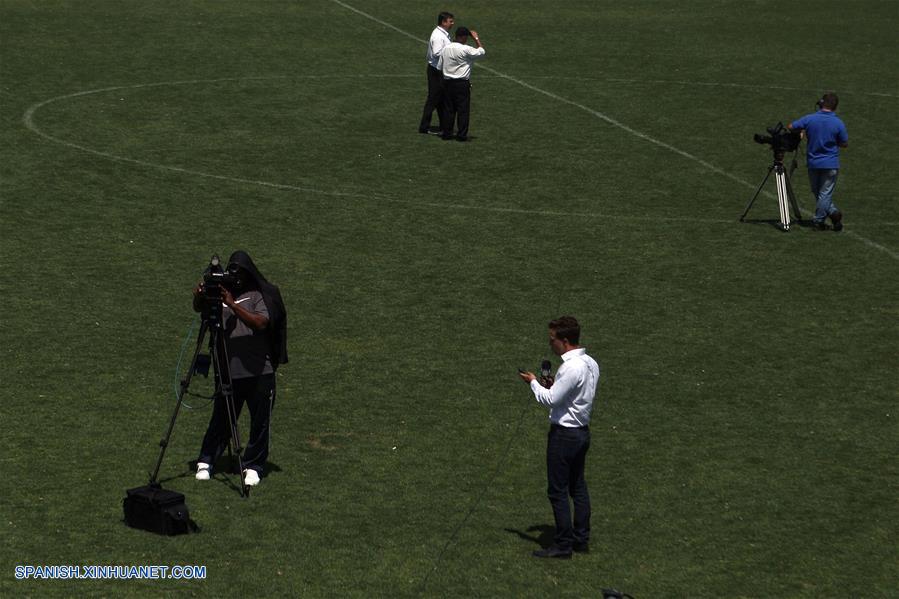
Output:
[438, 43, 486, 80]
[426, 26, 451, 69]
[529, 348, 600, 427]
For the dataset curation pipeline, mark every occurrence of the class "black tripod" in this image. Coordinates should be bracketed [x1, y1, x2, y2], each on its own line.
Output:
[149, 304, 249, 497]
[740, 149, 804, 231]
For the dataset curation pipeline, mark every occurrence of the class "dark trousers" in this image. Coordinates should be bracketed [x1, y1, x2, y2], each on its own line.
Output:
[443, 78, 472, 140]
[198, 373, 276, 474]
[546, 424, 591, 549]
[419, 65, 447, 132]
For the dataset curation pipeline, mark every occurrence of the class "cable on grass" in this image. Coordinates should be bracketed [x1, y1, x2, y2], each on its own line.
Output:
[417, 390, 532, 594]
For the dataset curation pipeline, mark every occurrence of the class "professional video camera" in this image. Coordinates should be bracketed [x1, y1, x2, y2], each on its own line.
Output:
[753, 122, 801, 155]
[197, 254, 238, 322]
[199, 254, 237, 301]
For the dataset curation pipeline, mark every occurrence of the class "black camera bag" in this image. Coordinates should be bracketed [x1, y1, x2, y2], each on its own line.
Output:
[123, 485, 197, 535]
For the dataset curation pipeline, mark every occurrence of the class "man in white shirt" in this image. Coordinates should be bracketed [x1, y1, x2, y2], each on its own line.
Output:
[418, 12, 454, 135]
[519, 316, 600, 558]
[437, 26, 485, 141]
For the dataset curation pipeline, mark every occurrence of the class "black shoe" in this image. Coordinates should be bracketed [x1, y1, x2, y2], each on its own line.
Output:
[455, 136, 468, 142]
[573, 542, 589, 554]
[830, 210, 843, 232]
[418, 128, 429, 135]
[532, 546, 572, 559]
[811, 221, 827, 231]
[441, 134, 454, 141]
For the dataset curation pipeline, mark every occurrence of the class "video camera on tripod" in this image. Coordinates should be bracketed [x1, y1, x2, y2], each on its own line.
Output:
[124, 255, 252, 535]
[740, 121, 804, 231]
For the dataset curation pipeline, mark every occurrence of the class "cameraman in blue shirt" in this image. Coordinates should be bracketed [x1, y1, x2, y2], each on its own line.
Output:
[788, 92, 849, 231]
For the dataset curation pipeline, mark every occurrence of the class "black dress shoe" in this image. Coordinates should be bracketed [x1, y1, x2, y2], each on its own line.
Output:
[532, 546, 572, 559]
[573, 542, 589, 553]
[830, 210, 843, 232]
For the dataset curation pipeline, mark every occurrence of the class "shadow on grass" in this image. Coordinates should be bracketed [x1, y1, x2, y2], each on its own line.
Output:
[740, 217, 814, 231]
[504, 524, 555, 549]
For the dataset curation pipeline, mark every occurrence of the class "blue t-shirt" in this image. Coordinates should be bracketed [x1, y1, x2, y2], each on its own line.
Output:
[790, 110, 848, 169]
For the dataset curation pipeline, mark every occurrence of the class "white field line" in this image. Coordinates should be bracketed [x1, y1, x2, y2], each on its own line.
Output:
[534, 76, 899, 99]
[23, 79, 388, 201]
[22, 77, 735, 224]
[20, 75, 897, 249]
[24, 78, 897, 252]
[330, 0, 899, 261]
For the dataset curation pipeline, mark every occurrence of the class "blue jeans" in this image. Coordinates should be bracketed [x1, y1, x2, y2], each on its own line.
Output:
[808, 168, 839, 223]
[546, 424, 591, 549]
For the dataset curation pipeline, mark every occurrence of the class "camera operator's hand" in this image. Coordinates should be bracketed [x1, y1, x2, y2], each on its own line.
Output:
[518, 370, 536, 384]
[220, 287, 236, 308]
[192, 282, 204, 312]
[221, 287, 270, 331]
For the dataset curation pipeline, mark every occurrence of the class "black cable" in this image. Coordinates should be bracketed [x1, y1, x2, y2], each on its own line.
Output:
[417, 391, 532, 594]
[172, 316, 214, 410]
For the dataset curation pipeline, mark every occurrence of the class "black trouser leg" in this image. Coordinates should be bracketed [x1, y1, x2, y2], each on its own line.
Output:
[546, 425, 591, 549]
[442, 78, 458, 138]
[197, 388, 246, 469]
[454, 80, 471, 140]
[569, 432, 591, 544]
[239, 374, 276, 473]
[419, 65, 446, 132]
[443, 78, 471, 139]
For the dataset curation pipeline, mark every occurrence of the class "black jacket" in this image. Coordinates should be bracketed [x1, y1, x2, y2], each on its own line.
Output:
[227, 250, 289, 369]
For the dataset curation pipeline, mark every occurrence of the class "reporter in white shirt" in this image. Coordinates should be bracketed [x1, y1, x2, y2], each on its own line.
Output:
[519, 316, 600, 558]
[418, 12, 454, 135]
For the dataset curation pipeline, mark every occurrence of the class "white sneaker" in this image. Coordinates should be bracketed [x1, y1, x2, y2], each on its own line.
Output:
[195, 462, 211, 481]
[243, 469, 260, 486]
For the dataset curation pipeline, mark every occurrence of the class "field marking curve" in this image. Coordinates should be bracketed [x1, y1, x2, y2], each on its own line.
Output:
[21, 75, 898, 245]
[330, 0, 898, 261]
[22, 77, 397, 202]
[22, 76, 741, 225]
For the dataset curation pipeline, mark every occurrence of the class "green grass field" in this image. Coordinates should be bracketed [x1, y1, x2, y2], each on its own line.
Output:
[2, 1, 897, 596]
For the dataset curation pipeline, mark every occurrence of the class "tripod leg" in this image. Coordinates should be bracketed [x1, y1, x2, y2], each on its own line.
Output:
[775, 167, 790, 231]
[150, 319, 209, 485]
[740, 165, 775, 222]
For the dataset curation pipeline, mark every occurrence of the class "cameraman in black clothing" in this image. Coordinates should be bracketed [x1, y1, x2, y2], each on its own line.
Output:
[192, 251, 287, 487]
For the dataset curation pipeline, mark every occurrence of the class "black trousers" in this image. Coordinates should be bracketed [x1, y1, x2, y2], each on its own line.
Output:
[419, 65, 447, 132]
[198, 373, 276, 474]
[546, 424, 591, 549]
[443, 78, 472, 140]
